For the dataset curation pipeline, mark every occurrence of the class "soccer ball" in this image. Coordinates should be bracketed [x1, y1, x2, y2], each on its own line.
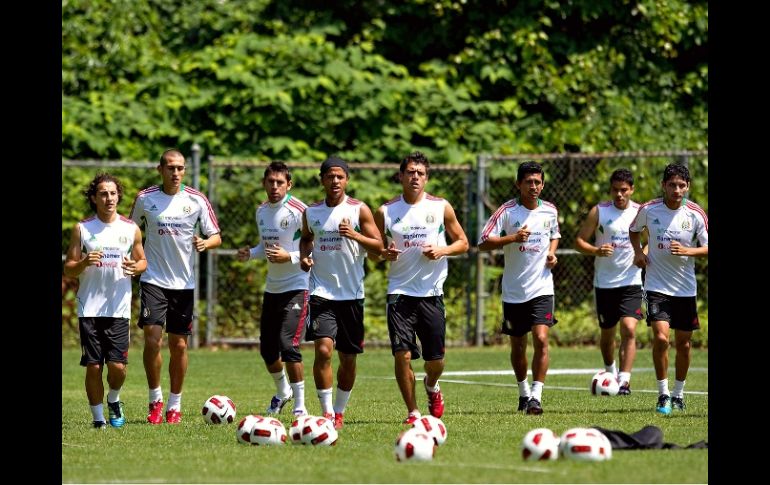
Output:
[294, 415, 338, 446]
[394, 428, 436, 462]
[289, 415, 313, 445]
[201, 395, 236, 424]
[590, 371, 620, 396]
[235, 415, 260, 445]
[521, 427, 559, 461]
[411, 415, 448, 446]
[249, 416, 287, 446]
[559, 427, 612, 461]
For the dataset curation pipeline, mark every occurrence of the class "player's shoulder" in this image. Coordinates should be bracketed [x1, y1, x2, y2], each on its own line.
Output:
[285, 195, 307, 213]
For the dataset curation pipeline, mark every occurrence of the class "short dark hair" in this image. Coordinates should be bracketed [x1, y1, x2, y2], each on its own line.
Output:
[84, 173, 124, 212]
[517, 161, 544, 182]
[159, 148, 184, 166]
[662, 163, 690, 183]
[263, 161, 291, 182]
[610, 168, 634, 186]
[400, 151, 430, 174]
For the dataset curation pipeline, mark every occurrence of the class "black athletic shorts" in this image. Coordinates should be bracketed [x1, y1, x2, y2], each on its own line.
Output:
[595, 285, 643, 329]
[386, 294, 445, 361]
[138, 282, 194, 335]
[501, 295, 557, 337]
[260, 290, 308, 364]
[79, 317, 129, 366]
[645, 290, 700, 331]
[306, 296, 365, 354]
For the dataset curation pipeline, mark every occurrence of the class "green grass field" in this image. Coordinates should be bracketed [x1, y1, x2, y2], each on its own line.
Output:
[62, 345, 707, 483]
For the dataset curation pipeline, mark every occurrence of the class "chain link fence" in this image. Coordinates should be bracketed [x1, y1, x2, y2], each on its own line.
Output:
[61, 150, 707, 348]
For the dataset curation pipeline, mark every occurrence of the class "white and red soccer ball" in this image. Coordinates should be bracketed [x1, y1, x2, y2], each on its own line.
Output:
[521, 427, 560, 461]
[559, 427, 612, 461]
[236, 415, 260, 445]
[201, 395, 236, 424]
[289, 415, 338, 446]
[590, 371, 620, 396]
[394, 428, 436, 462]
[410, 415, 448, 446]
[249, 415, 287, 446]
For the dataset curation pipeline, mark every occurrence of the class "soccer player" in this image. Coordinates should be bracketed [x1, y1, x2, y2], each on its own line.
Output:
[130, 149, 222, 424]
[374, 151, 469, 424]
[238, 162, 309, 418]
[478, 161, 560, 415]
[629, 163, 708, 414]
[64, 173, 146, 428]
[575, 168, 643, 395]
[299, 156, 383, 429]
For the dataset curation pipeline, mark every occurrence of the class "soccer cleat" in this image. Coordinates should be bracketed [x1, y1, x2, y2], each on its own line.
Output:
[265, 393, 293, 415]
[517, 396, 530, 411]
[425, 381, 445, 418]
[147, 400, 164, 425]
[671, 396, 686, 411]
[107, 401, 126, 428]
[618, 382, 631, 395]
[92, 420, 107, 429]
[525, 397, 543, 415]
[656, 394, 672, 415]
[402, 411, 421, 425]
[165, 409, 182, 424]
[292, 407, 308, 417]
[333, 413, 344, 430]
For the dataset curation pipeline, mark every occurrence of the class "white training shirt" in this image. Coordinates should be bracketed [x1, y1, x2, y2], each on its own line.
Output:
[593, 201, 643, 288]
[130, 185, 220, 290]
[381, 193, 449, 297]
[76, 215, 138, 318]
[250, 194, 309, 294]
[629, 198, 708, 297]
[478, 198, 561, 304]
[305, 195, 366, 300]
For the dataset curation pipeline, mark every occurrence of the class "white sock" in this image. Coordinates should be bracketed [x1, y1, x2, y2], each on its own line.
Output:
[149, 387, 163, 403]
[333, 388, 352, 415]
[657, 379, 670, 396]
[168, 392, 182, 411]
[672, 379, 686, 398]
[424, 377, 440, 393]
[531, 381, 544, 401]
[317, 388, 333, 414]
[604, 360, 617, 377]
[271, 370, 292, 399]
[107, 388, 121, 404]
[618, 372, 631, 385]
[517, 379, 531, 398]
[290, 381, 305, 410]
[90, 404, 105, 422]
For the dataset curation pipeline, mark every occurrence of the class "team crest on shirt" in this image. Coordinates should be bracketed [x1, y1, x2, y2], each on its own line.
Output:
[543, 220, 551, 228]
[280, 217, 290, 229]
[681, 219, 692, 230]
[183, 205, 192, 214]
[119, 236, 128, 244]
[426, 213, 435, 224]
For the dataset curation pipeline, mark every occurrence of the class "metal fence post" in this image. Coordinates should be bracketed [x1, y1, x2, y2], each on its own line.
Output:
[190, 143, 200, 349]
[206, 155, 217, 347]
[475, 155, 488, 346]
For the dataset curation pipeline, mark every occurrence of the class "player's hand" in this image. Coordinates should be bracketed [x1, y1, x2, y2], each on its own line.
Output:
[545, 252, 557, 268]
[669, 240, 688, 256]
[300, 254, 314, 272]
[422, 244, 444, 260]
[83, 249, 103, 267]
[338, 217, 356, 240]
[633, 252, 648, 269]
[122, 256, 137, 277]
[597, 243, 614, 257]
[383, 241, 402, 261]
[237, 246, 250, 262]
[193, 235, 207, 252]
[516, 224, 531, 243]
[265, 243, 290, 263]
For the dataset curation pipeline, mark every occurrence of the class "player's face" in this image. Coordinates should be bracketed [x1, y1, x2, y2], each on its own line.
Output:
[399, 162, 428, 195]
[92, 181, 119, 218]
[321, 167, 348, 199]
[263, 171, 292, 203]
[662, 175, 689, 207]
[516, 172, 544, 203]
[609, 181, 634, 209]
[159, 155, 185, 192]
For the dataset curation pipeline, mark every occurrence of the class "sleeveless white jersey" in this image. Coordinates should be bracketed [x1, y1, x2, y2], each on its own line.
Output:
[629, 198, 708, 297]
[76, 215, 138, 318]
[479, 198, 561, 304]
[593, 201, 643, 288]
[254, 194, 309, 294]
[130, 185, 220, 290]
[381, 194, 448, 297]
[305, 195, 366, 300]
